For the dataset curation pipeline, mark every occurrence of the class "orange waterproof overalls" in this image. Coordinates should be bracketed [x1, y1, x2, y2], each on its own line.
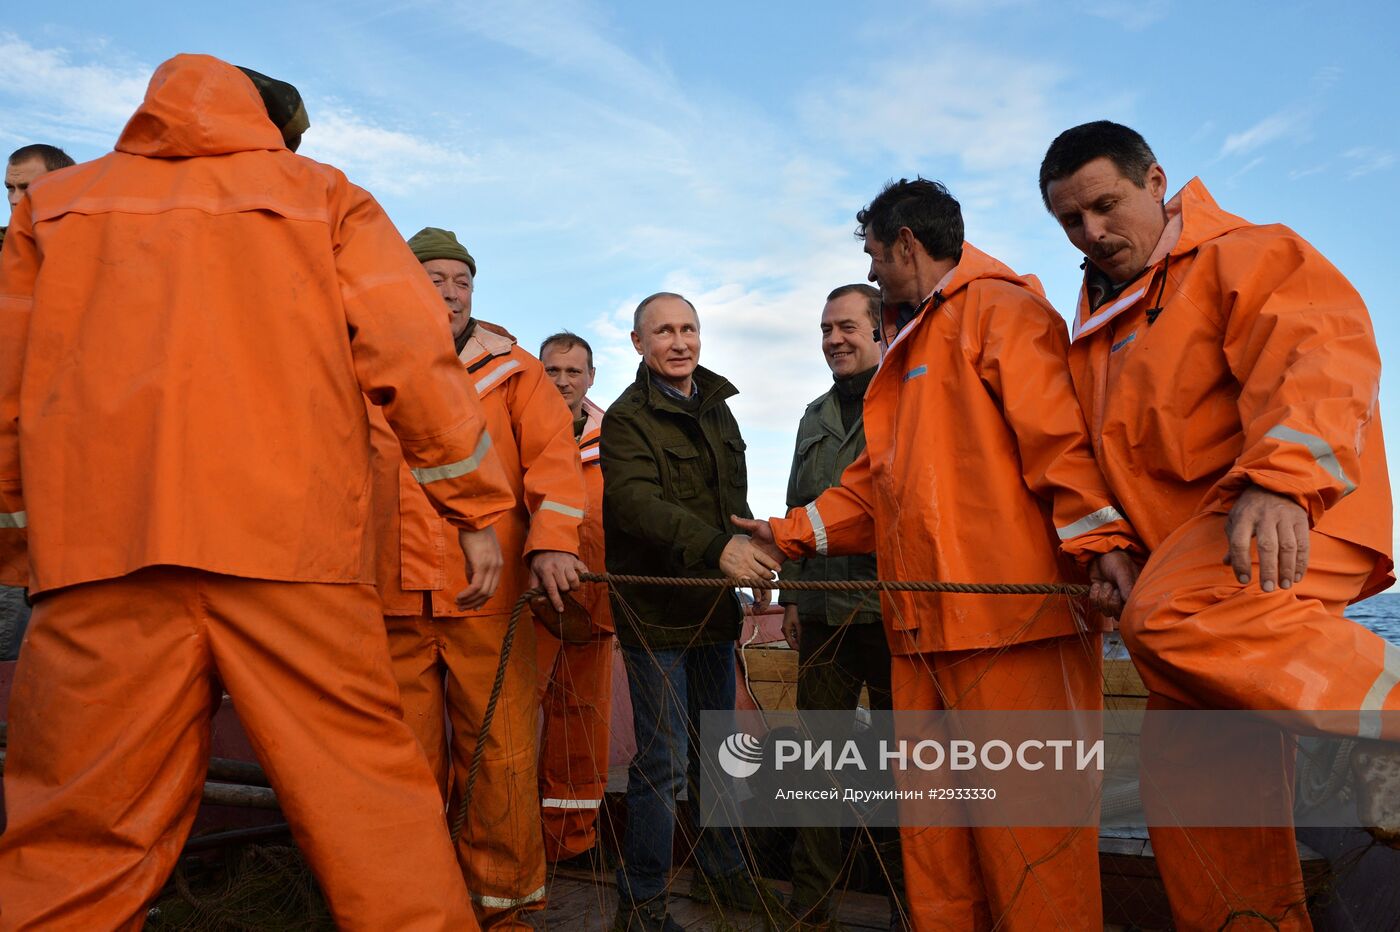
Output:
[0, 54, 515, 931]
[771, 244, 1138, 931]
[1066, 178, 1396, 931]
[535, 396, 615, 862]
[370, 318, 584, 929]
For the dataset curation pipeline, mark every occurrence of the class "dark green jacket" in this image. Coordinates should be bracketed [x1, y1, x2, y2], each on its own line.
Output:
[777, 382, 881, 626]
[601, 362, 752, 648]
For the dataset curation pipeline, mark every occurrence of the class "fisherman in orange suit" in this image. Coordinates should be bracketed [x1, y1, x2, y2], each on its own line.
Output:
[1040, 120, 1397, 932]
[370, 227, 587, 930]
[738, 178, 1140, 931]
[0, 55, 515, 931]
[535, 331, 615, 866]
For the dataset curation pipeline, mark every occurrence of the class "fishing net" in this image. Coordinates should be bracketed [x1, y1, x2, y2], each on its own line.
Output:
[146, 844, 332, 931]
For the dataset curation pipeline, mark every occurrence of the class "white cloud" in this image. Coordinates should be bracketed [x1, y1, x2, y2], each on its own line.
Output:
[298, 107, 467, 196]
[800, 51, 1069, 174]
[1344, 146, 1396, 179]
[0, 34, 461, 196]
[0, 33, 148, 151]
[1082, 0, 1170, 30]
[1219, 112, 1304, 159]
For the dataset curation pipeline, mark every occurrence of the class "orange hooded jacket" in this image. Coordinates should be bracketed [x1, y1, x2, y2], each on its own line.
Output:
[0, 54, 514, 594]
[1067, 178, 1393, 597]
[370, 320, 584, 617]
[771, 243, 1137, 655]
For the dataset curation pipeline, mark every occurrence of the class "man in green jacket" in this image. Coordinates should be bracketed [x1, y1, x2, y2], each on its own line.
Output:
[778, 284, 905, 929]
[601, 291, 778, 932]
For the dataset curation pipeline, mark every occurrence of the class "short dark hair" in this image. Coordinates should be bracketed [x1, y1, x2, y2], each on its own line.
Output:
[632, 292, 697, 333]
[539, 330, 594, 370]
[1038, 121, 1158, 210]
[8, 144, 76, 172]
[856, 178, 963, 263]
[825, 283, 881, 328]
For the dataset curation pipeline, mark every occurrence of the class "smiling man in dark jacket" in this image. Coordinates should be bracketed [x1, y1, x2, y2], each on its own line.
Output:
[601, 291, 777, 931]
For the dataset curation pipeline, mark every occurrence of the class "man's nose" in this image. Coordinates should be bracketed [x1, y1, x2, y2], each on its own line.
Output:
[1084, 215, 1110, 244]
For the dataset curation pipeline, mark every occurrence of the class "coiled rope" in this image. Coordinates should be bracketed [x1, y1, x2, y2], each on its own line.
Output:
[449, 571, 1087, 840]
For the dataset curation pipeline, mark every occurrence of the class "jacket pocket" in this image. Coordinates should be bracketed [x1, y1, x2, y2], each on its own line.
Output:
[725, 436, 749, 489]
[793, 433, 827, 500]
[663, 444, 702, 499]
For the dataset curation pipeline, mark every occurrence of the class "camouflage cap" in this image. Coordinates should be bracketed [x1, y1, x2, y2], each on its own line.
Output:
[237, 66, 310, 152]
[407, 227, 477, 277]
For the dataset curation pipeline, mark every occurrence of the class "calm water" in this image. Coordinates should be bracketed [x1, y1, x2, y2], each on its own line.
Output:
[1347, 591, 1400, 646]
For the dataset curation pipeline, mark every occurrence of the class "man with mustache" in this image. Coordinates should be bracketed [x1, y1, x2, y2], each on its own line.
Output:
[1040, 120, 1396, 931]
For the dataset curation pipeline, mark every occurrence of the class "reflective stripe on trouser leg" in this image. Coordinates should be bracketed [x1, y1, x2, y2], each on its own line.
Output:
[540, 635, 613, 862]
[441, 612, 548, 921]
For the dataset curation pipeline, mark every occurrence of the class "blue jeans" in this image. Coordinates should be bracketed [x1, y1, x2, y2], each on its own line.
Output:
[617, 640, 745, 903]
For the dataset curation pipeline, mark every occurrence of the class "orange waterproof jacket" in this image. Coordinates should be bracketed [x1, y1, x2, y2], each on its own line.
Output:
[0, 54, 513, 593]
[575, 397, 613, 630]
[370, 319, 584, 617]
[771, 244, 1137, 655]
[1066, 178, 1393, 598]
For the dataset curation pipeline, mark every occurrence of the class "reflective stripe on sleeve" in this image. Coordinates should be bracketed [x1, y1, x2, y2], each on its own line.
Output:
[1358, 642, 1400, 739]
[475, 358, 522, 393]
[1264, 425, 1357, 496]
[409, 434, 492, 484]
[805, 502, 828, 556]
[539, 500, 585, 519]
[473, 885, 546, 909]
[541, 797, 603, 809]
[1056, 505, 1125, 541]
[0, 510, 26, 529]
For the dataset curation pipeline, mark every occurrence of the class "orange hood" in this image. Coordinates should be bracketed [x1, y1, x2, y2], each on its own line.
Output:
[116, 54, 286, 158]
[942, 241, 1047, 300]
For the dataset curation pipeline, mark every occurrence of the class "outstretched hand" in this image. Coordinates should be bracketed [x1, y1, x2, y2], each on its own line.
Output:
[730, 515, 784, 565]
[1223, 485, 1310, 592]
[718, 534, 780, 585]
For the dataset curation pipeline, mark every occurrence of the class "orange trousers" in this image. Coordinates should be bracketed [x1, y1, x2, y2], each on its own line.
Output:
[892, 633, 1103, 932]
[0, 567, 475, 932]
[1122, 513, 1399, 931]
[534, 623, 613, 862]
[387, 610, 545, 930]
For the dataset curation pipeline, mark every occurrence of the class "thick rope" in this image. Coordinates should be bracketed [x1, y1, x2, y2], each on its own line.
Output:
[449, 571, 1087, 840]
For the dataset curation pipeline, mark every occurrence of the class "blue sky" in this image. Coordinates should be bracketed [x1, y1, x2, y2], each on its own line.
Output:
[4, 0, 1398, 544]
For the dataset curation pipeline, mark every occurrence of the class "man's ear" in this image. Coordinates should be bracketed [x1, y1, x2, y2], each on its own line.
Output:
[1146, 163, 1168, 201]
[896, 226, 918, 259]
[630, 331, 643, 354]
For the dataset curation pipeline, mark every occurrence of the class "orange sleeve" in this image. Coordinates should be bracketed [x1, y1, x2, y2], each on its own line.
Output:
[0, 201, 36, 585]
[770, 448, 879, 559]
[1217, 233, 1381, 524]
[507, 354, 585, 556]
[329, 179, 514, 532]
[972, 286, 1140, 561]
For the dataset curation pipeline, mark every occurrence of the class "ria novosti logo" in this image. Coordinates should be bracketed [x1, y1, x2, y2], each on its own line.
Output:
[717, 732, 764, 778]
